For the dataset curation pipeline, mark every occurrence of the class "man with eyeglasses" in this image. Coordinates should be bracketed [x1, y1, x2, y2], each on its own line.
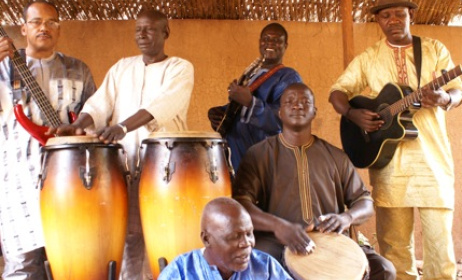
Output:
[207, 23, 303, 171]
[0, 1, 96, 279]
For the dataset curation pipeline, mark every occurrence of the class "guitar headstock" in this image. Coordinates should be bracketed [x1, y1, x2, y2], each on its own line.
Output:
[243, 57, 263, 75]
[237, 57, 264, 85]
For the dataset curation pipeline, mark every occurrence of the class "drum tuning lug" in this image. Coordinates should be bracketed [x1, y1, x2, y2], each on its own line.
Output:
[79, 148, 96, 190]
[206, 144, 220, 183]
[124, 172, 132, 186]
[207, 158, 219, 183]
[225, 146, 235, 179]
[37, 174, 44, 190]
[38, 152, 49, 190]
[163, 162, 176, 183]
[80, 167, 96, 190]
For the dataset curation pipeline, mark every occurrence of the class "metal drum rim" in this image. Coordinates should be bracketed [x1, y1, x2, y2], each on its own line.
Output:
[43, 136, 123, 150]
[142, 131, 225, 144]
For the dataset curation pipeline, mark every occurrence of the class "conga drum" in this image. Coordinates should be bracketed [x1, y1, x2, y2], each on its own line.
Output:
[284, 232, 368, 280]
[138, 131, 232, 277]
[40, 136, 128, 280]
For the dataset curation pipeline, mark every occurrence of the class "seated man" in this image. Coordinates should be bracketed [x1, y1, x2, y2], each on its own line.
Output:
[233, 83, 396, 280]
[158, 197, 293, 280]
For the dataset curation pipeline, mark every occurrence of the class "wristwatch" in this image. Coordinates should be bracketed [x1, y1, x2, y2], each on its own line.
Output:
[117, 123, 128, 134]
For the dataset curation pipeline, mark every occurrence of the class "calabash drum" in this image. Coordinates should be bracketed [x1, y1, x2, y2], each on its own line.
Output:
[138, 131, 232, 277]
[284, 232, 368, 280]
[40, 136, 128, 280]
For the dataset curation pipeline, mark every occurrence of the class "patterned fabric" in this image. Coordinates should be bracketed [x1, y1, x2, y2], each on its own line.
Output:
[330, 37, 462, 208]
[223, 67, 302, 169]
[158, 248, 293, 280]
[0, 52, 96, 256]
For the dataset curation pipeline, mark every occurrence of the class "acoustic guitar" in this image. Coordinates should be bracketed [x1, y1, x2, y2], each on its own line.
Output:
[216, 57, 264, 137]
[0, 26, 74, 145]
[340, 65, 462, 169]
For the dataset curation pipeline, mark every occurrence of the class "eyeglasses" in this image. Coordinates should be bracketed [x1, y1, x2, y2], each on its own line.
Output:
[26, 19, 60, 29]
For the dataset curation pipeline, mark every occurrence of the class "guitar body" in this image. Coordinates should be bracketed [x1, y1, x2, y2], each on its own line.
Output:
[14, 104, 78, 145]
[340, 83, 418, 169]
[217, 102, 241, 137]
[215, 58, 264, 137]
[14, 104, 51, 145]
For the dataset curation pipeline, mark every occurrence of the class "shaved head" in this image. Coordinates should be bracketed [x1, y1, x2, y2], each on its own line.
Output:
[281, 82, 315, 103]
[201, 197, 248, 232]
[200, 197, 255, 279]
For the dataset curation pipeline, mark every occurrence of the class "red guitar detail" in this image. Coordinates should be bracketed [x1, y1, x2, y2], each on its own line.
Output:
[1, 26, 75, 145]
[13, 105, 77, 145]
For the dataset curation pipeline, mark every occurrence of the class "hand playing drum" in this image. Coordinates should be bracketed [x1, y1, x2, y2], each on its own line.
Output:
[284, 232, 368, 280]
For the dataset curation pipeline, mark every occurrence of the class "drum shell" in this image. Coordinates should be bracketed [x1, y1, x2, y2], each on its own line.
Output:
[139, 134, 232, 277]
[40, 140, 128, 280]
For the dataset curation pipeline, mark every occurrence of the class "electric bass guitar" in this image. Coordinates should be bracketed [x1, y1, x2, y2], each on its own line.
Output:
[0, 26, 74, 145]
[340, 65, 462, 169]
[216, 57, 264, 137]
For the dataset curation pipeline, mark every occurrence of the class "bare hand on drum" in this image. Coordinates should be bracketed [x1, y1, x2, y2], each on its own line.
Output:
[46, 124, 85, 136]
[317, 213, 353, 234]
[96, 124, 126, 144]
[274, 220, 314, 255]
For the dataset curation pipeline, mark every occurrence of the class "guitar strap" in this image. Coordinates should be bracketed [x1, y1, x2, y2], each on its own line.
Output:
[412, 36, 422, 108]
[412, 35, 422, 89]
[248, 64, 285, 92]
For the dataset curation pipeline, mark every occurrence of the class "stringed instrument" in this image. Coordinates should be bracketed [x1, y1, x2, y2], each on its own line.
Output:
[0, 26, 73, 145]
[215, 57, 264, 137]
[340, 65, 462, 169]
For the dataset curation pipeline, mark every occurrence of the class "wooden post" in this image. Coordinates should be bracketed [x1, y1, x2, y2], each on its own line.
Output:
[341, 0, 354, 68]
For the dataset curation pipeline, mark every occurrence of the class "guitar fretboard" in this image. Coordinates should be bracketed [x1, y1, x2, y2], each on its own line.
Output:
[0, 26, 62, 127]
[383, 65, 462, 117]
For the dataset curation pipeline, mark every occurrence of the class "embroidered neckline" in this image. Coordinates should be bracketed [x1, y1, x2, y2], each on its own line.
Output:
[386, 40, 412, 49]
[279, 133, 315, 149]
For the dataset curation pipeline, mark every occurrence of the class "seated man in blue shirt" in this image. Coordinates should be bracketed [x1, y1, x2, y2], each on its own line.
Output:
[158, 197, 293, 280]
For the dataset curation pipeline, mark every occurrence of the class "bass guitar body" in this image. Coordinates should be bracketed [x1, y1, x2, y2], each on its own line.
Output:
[14, 104, 78, 145]
[13, 104, 51, 145]
[340, 83, 418, 169]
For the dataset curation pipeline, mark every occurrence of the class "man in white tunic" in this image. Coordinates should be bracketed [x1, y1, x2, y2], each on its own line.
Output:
[51, 9, 194, 280]
[0, 1, 96, 279]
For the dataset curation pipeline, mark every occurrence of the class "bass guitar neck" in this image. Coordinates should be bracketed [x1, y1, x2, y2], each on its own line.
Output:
[1, 26, 63, 145]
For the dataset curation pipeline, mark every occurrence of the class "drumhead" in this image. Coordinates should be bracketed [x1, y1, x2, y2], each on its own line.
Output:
[284, 232, 368, 280]
[45, 136, 102, 146]
[143, 131, 222, 141]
